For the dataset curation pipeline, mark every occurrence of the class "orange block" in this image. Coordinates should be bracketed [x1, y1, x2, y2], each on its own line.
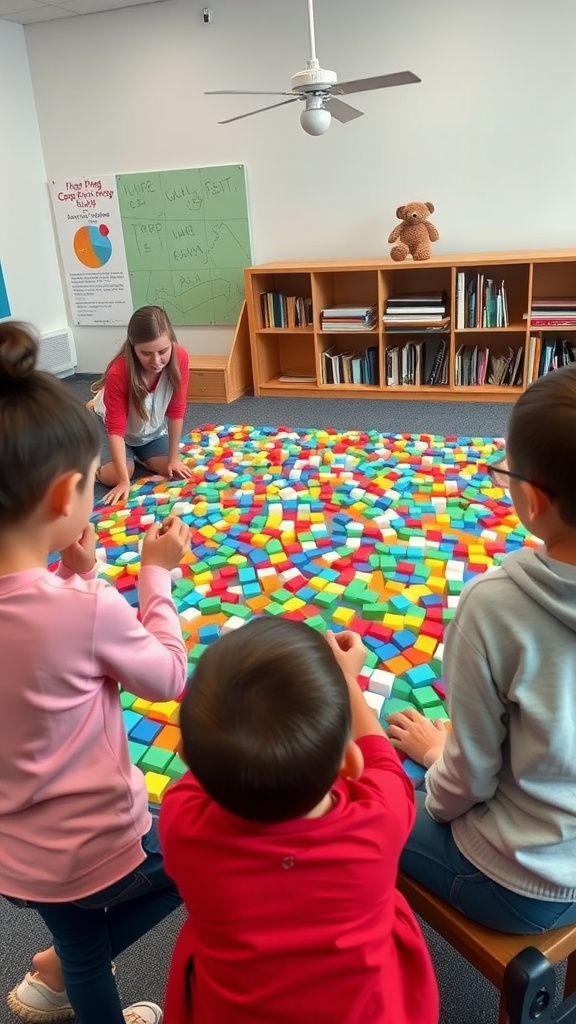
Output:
[384, 654, 412, 676]
[246, 594, 271, 612]
[153, 724, 181, 752]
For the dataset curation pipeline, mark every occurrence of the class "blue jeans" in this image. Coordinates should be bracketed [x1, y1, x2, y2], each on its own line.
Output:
[8, 819, 181, 1024]
[401, 791, 576, 934]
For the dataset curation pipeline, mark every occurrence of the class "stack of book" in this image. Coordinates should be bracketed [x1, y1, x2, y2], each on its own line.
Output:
[527, 334, 576, 382]
[386, 338, 448, 386]
[321, 346, 379, 385]
[260, 292, 313, 328]
[528, 298, 576, 328]
[456, 274, 509, 328]
[383, 292, 449, 328]
[456, 345, 524, 387]
[320, 303, 377, 331]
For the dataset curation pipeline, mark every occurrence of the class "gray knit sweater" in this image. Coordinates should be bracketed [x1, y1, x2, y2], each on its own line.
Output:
[425, 547, 576, 901]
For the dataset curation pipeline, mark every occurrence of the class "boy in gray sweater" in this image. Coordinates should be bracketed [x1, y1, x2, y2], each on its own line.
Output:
[387, 363, 576, 933]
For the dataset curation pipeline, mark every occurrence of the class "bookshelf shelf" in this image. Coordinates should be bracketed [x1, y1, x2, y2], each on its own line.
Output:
[243, 250, 576, 404]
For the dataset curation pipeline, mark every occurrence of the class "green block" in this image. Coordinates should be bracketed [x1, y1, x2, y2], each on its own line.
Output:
[412, 685, 442, 711]
[139, 746, 174, 773]
[198, 596, 221, 614]
[263, 602, 285, 616]
[166, 753, 187, 780]
[128, 740, 147, 765]
[304, 615, 327, 633]
[364, 649, 379, 670]
[191, 560, 209, 575]
[378, 696, 413, 725]
[271, 588, 293, 605]
[265, 539, 283, 553]
[314, 590, 339, 608]
[422, 706, 450, 722]
[357, 588, 382, 605]
[362, 603, 389, 621]
[120, 691, 136, 709]
[447, 579, 464, 595]
[392, 677, 413, 699]
[187, 643, 207, 664]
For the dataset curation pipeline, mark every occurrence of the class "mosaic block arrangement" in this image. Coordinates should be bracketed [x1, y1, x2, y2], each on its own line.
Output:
[91, 425, 537, 802]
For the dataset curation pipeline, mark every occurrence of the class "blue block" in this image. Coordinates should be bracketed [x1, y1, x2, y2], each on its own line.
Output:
[122, 709, 142, 734]
[129, 718, 163, 744]
[392, 629, 418, 651]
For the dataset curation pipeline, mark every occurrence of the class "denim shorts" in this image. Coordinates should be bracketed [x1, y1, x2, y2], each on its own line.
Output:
[99, 429, 169, 468]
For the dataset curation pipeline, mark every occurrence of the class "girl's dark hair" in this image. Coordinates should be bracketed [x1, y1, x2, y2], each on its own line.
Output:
[0, 321, 101, 526]
[179, 618, 352, 823]
[92, 305, 180, 421]
[506, 363, 576, 527]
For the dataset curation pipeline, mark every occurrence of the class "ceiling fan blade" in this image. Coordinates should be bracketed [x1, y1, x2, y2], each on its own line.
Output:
[325, 97, 364, 123]
[336, 71, 421, 96]
[206, 90, 293, 96]
[218, 98, 298, 125]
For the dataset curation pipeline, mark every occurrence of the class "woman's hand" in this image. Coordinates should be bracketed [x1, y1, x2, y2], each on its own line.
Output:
[386, 708, 448, 767]
[167, 459, 193, 480]
[141, 516, 191, 571]
[61, 523, 96, 575]
[101, 479, 131, 506]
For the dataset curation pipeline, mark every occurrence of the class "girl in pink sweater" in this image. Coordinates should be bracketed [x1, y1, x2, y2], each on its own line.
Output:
[0, 322, 190, 1024]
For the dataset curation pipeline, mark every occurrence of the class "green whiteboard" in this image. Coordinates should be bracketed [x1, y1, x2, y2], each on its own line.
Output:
[116, 164, 251, 325]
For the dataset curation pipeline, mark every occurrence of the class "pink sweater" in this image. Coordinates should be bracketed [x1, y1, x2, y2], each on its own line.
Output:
[0, 562, 187, 902]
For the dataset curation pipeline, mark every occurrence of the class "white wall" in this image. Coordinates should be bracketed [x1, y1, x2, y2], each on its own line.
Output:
[9, 0, 576, 369]
[0, 20, 68, 332]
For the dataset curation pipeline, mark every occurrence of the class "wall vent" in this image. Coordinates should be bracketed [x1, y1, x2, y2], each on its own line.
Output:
[38, 328, 77, 378]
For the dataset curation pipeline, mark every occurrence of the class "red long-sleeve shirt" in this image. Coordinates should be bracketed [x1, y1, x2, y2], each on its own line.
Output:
[159, 734, 439, 1024]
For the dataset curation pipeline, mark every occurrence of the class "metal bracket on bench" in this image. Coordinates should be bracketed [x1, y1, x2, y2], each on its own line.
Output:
[504, 947, 576, 1024]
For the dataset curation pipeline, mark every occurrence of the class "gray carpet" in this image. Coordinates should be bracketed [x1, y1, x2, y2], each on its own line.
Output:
[0, 377, 530, 1022]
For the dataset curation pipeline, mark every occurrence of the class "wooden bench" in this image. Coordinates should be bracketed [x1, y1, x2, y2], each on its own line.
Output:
[398, 873, 576, 1023]
[187, 301, 252, 404]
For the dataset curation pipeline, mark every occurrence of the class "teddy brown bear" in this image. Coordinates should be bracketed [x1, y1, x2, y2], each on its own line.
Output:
[388, 201, 439, 261]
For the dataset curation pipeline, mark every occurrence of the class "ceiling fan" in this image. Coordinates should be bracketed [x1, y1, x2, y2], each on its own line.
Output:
[205, 0, 421, 136]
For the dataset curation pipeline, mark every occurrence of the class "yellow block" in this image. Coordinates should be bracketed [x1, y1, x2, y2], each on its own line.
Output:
[383, 613, 405, 630]
[332, 606, 356, 626]
[284, 597, 306, 612]
[251, 533, 269, 549]
[427, 576, 447, 594]
[145, 771, 171, 804]
[132, 698, 152, 714]
[269, 552, 287, 565]
[323, 582, 345, 595]
[414, 634, 437, 655]
[194, 571, 213, 587]
[148, 700, 181, 724]
[198, 525, 217, 539]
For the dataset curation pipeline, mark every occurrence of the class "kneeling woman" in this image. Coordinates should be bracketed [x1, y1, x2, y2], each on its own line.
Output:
[91, 305, 192, 504]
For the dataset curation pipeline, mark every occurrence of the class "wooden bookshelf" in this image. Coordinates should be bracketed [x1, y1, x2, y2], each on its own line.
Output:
[243, 250, 576, 402]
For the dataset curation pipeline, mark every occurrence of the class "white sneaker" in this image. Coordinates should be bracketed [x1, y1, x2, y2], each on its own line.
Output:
[7, 972, 73, 1021]
[123, 1003, 163, 1024]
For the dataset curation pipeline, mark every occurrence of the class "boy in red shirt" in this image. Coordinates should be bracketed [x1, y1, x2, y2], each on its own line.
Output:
[159, 618, 439, 1024]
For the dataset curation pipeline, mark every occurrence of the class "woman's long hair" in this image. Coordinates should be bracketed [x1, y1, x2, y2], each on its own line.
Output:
[92, 306, 180, 421]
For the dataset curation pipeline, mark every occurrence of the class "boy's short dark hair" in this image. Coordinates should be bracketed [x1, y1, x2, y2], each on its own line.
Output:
[506, 364, 576, 527]
[179, 618, 351, 823]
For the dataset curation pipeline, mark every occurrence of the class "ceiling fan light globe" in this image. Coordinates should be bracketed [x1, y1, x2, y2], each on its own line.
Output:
[300, 106, 331, 135]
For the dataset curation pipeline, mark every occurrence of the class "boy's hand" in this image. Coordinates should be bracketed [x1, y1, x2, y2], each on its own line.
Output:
[61, 523, 96, 574]
[326, 629, 367, 680]
[386, 709, 448, 767]
[141, 516, 190, 571]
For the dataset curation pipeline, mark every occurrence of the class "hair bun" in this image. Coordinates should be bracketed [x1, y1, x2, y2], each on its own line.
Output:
[0, 322, 38, 383]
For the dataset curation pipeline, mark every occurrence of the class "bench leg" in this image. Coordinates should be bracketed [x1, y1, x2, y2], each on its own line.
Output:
[497, 993, 509, 1024]
[563, 950, 576, 997]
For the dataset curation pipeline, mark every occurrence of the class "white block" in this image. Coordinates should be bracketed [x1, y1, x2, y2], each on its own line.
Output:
[368, 669, 395, 698]
[363, 690, 384, 716]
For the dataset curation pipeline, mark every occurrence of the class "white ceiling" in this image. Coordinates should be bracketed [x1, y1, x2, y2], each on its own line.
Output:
[0, 0, 164, 24]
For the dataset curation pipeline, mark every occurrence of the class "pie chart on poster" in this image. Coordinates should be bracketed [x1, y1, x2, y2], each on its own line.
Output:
[73, 224, 112, 268]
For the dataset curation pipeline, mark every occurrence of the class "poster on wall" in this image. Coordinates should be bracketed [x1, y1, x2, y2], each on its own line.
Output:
[0, 260, 11, 319]
[49, 175, 134, 326]
[50, 165, 252, 327]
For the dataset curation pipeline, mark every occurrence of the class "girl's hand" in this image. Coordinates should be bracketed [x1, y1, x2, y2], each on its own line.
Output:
[141, 516, 191, 571]
[386, 709, 448, 767]
[167, 459, 193, 480]
[101, 479, 131, 506]
[61, 523, 96, 575]
[326, 629, 367, 680]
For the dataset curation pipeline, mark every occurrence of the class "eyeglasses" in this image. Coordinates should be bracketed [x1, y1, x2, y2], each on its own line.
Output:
[487, 460, 555, 499]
